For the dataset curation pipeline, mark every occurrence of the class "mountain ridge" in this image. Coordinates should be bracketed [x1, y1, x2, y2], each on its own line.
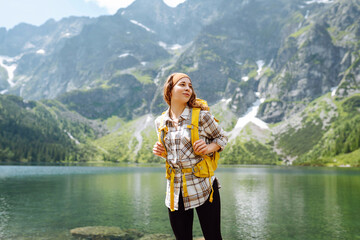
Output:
[0, 0, 359, 165]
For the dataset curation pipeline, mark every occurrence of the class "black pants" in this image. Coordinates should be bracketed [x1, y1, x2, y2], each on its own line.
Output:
[168, 180, 222, 240]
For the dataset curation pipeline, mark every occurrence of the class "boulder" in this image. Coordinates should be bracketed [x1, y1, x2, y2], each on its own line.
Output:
[70, 226, 205, 240]
[138, 233, 173, 240]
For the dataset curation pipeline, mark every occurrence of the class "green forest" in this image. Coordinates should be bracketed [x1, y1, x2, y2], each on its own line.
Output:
[2, 93, 359, 167]
[0, 95, 96, 163]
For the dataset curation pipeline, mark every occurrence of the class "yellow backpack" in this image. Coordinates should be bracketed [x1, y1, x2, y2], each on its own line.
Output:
[157, 99, 220, 211]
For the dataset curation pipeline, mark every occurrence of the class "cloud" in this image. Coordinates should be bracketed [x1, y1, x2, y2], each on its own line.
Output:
[85, 0, 135, 14]
[163, 0, 186, 8]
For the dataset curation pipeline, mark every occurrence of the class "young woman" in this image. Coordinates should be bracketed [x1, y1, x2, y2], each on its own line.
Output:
[153, 72, 228, 240]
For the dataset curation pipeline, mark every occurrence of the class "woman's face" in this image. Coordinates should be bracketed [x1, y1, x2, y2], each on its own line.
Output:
[171, 77, 193, 105]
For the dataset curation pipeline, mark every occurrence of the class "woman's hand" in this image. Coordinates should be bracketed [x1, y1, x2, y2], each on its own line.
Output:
[153, 141, 166, 157]
[193, 140, 221, 155]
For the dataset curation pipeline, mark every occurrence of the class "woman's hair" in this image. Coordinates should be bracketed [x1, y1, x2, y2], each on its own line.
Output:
[163, 73, 208, 110]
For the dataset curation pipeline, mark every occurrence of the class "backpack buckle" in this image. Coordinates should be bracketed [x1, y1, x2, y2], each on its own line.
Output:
[192, 166, 199, 173]
[168, 166, 181, 174]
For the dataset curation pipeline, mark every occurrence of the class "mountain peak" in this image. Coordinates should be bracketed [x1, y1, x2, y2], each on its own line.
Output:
[116, 0, 169, 15]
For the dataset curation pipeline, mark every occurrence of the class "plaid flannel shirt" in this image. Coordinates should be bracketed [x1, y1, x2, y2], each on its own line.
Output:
[155, 105, 228, 210]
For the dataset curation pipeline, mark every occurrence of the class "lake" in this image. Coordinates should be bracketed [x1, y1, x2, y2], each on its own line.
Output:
[0, 165, 359, 239]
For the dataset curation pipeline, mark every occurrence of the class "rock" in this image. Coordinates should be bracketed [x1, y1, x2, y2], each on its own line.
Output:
[257, 100, 285, 123]
[70, 226, 206, 240]
[70, 226, 143, 240]
[229, 85, 257, 116]
[138, 233, 204, 240]
[138, 233, 173, 240]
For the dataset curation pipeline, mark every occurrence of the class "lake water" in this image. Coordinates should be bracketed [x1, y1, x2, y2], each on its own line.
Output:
[0, 165, 359, 240]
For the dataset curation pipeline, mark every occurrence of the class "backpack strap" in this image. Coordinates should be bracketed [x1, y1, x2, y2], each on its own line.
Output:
[188, 107, 215, 203]
[158, 114, 168, 158]
[189, 108, 201, 146]
[180, 108, 200, 200]
[158, 114, 177, 211]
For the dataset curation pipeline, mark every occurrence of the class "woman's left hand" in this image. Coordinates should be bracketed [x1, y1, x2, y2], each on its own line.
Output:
[193, 140, 221, 155]
[193, 139, 210, 155]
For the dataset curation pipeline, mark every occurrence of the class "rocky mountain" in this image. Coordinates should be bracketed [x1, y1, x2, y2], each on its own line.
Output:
[0, 17, 94, 57]
[120, 0, 224, 44]
[1, 14, 169, 100]
[258, 0, 360, 122]
[0, 0, 359, 165]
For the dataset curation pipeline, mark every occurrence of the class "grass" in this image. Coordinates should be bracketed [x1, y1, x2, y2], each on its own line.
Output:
[290, 24, 313, 38]
[221, 138, 280, 165]
[93, 118, 137, 162]
[0, 65, 8, 80]
[289, 11, 304, 24]
[131, 70, 153, 84]
[295, 149, 360, 167]
[289, 93, 360, 167]
[263, 67, 275, 78]
[105, 115, 125, 131]
[277, 119, 324, 157]
[324, 148, 360, 167]
[248, 69, 258, 79]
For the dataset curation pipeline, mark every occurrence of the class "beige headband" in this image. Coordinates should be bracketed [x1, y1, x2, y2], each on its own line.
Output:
[172, 73, 191, 86]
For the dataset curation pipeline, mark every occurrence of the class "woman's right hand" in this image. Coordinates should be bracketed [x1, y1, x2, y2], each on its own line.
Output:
[153, 141, 166, 157]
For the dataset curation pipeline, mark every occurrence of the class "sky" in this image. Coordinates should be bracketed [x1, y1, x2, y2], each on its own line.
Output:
[0, 0, 186, 30]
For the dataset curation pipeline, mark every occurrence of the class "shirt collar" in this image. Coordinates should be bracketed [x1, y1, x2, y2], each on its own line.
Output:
[163, 105, 191, 123]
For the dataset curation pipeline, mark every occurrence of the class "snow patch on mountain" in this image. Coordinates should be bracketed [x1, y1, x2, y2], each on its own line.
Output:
[118, 53, 132, 58]
[62, 32, 72, 38]
[229, 97, 269, 141]
[221, 98, 232, 104]
[305, 0, 333, 4]
[256, 60, 265, 76]
[0, 55, 18, 87]
[130, 20, 155, 33]
[331, 86, 338, 97]
[36, 49, 46, 55]
[158, 41, 182, 51]
[23, 42, 35, 50]
[133, 114, 154, 155]
[242, 60, 264, 81]
[64, 130, 80, 144]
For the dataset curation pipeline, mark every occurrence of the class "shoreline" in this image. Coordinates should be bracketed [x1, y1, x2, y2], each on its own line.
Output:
[1, 161, 359, 169]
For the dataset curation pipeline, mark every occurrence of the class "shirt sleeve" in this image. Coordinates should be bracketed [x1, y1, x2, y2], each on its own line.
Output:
[199, 111, 228, 152]
[154, 116, 160, 133]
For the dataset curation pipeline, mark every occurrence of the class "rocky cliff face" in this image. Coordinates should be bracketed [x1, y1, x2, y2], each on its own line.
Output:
[57, 74, 156, 120]
[5, 15, 168, 100]
[0, 0, 358, 122]
[0, 17, 94, 57]
[257, 0, 360, 122]
[258, 23, 345, 121]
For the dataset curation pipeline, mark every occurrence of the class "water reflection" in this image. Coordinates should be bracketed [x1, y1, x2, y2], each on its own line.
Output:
[0, 196, 10, 239]
[234, 175, 269, 239]
[217, 167, 360, 239]
[323, 175, 345, 239]
[130, 172, 152, 227]
[0, 166, 359, 239]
